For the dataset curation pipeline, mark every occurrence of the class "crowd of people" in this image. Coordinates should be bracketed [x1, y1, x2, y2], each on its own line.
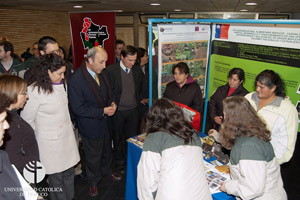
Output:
[0, 35, 298, 200]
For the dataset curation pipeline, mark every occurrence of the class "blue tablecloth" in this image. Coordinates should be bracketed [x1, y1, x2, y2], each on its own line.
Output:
[125, 133, 235, 200]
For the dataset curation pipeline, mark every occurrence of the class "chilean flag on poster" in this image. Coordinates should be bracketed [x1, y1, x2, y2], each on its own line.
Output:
[215, 24, 230, 39]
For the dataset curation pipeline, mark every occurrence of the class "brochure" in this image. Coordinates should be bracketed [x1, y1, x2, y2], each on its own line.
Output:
[127, 133, 147, 148]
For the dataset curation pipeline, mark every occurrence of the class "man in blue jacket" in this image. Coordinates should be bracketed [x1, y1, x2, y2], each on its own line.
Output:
[68, 47, 121, 197]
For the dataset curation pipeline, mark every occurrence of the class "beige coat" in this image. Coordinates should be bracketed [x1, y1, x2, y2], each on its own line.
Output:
[21, 84, 80, 174]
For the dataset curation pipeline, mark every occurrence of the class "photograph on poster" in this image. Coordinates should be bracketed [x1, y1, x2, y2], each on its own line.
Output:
[161, 60, 207, 95]
[297, 85, 300, 94]
[161, 41, 208, 63]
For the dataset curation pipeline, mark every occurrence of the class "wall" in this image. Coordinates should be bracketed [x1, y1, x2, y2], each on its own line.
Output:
[291, 13, 300, 19]
[0, 9, 147, 59]
[115, 14, 147, 49]
[0, 9, 71, 58]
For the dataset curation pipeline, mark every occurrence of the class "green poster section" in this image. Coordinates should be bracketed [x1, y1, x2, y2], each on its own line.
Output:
[209, 54, 300, 106]
[208, 40, 300, 131]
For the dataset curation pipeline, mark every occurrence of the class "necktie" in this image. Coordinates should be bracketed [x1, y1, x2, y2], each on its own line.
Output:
[95, 74, 100, 86]
[125, 68, 129, 74]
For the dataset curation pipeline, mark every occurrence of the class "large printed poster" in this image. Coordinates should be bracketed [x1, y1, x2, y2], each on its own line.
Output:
[157, 24, 211, 98]
[69, 12, 115, 70]
[210, 23, 300, 126]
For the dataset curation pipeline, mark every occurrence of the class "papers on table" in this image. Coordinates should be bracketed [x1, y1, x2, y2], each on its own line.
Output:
[127, 133, 147, 148]
[203, 158, 230, 194]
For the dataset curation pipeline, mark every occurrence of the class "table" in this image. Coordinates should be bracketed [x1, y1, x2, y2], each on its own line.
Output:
[125, 133, 235, 200]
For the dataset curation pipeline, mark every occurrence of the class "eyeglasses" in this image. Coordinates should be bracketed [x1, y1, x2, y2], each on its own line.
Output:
[32, 48, 38, 50]
[49, 48, 63, 55]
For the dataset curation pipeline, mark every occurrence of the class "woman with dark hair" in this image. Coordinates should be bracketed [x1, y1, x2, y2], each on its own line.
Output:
[0, 89, 25, 199]
[136, 48, 158, 123]
[136, 48, 149, 72]
[245, 70, 298, 164]
[209, 68, 248, 130]
[59, 46, 73, 79]
[209, 96, 287, 200]
[0, 75, 39, 173]
[137, 98, 212, 200]
[163, 62, 203, 113]
[0, 86, 42, 199]
[136, 47, 150, 119]
[21, 53, 80, 200]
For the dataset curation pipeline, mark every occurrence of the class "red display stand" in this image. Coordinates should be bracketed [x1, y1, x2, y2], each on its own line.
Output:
[173, 101, 201, 132]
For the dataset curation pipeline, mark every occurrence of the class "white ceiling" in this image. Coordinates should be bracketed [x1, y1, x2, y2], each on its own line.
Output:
[0, 0, 299, 13]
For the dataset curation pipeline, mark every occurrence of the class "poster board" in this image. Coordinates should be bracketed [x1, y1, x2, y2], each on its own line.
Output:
[157, 24, 211, 98]
[148, 19, 300, 132]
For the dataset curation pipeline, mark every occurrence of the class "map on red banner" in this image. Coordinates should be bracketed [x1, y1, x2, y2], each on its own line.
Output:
[80, 17, 109, 49]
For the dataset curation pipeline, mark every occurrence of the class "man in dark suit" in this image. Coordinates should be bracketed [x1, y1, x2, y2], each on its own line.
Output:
[107, 45, 143, 174]
[68, 47, 121, 197]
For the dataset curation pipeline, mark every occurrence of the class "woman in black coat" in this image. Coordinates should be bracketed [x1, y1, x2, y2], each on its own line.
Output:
[163, 62, 203, 114]
[0, 75, 39, 173]
[209, 68, 248, 130]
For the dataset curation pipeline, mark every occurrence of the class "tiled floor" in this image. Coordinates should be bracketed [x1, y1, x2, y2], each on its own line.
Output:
[74, 173, 126, 200]
[74, 142, 126, 200]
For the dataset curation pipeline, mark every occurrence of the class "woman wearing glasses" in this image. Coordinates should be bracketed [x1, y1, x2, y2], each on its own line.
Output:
[0, 74, 39, 173]
[21, 53, 80, 200]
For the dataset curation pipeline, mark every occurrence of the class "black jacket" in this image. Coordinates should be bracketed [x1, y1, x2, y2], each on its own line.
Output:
[209, 83, 248, 129]
[68, 62, 115, 139]
[163, 79, 203, 114]
[1, 109, 39, 173]
[0, 150, 25, 199]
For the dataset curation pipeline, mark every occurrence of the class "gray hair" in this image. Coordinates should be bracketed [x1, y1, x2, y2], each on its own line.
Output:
[86, 46, 105, 62]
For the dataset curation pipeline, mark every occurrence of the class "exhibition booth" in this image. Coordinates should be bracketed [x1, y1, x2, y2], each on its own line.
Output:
[124, 18, 300, 200]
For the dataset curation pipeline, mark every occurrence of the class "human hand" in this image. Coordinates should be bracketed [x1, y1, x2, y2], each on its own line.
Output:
[104, 106, 115, 116]
[219, 182, 226, 192]
[111, 102, 117, 112]
[140, 98, 149, 105]
[214, 116, 223, 125]
[208, 129, 217, 137]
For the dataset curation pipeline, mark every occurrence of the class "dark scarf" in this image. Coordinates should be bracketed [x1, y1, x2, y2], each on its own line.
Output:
[81, 61, 112, 108]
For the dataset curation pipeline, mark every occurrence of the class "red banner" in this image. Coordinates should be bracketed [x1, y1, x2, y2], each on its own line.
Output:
[69, 12, 115, 70]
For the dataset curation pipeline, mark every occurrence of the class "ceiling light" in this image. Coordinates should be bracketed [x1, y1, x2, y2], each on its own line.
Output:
[245, 2, 257, 6]
[73, 5, 83, 8]
[150, 3, 160, 6]
[240, 9, 248, 12]
[174, 9, 181, 12]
